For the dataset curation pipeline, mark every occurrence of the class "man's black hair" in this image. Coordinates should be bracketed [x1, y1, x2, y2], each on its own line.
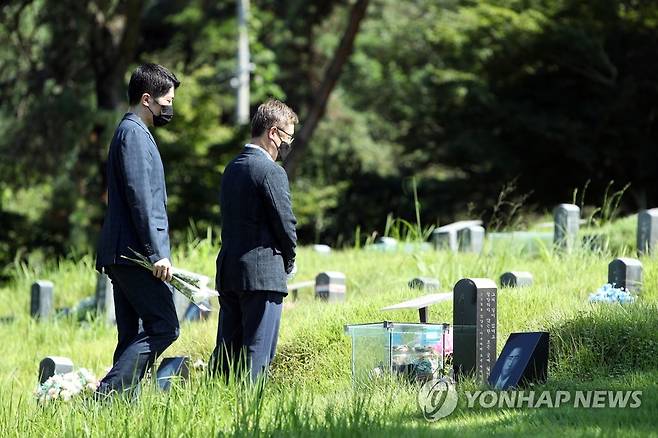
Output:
[128, 63, 180, 105]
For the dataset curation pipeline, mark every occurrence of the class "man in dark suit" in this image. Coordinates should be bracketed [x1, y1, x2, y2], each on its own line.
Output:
[211, 99, 298, 383]
[95, 63, 181, 397]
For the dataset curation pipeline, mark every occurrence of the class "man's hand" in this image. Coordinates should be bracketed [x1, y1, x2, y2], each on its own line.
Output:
[152, 258, 173, 282]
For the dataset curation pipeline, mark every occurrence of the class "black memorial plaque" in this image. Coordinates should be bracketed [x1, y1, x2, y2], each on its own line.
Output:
[488, 332, 549, 390]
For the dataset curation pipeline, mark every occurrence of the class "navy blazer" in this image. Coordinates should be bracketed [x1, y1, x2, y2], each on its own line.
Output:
[96, 113, 170, 271]
[216, 147, 297, 294]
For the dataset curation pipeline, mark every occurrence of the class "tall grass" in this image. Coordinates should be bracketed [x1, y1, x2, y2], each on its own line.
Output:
[1, 217, 657, 436]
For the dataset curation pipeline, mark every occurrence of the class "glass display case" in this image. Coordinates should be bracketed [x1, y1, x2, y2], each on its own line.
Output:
[344, 321, 450, 382]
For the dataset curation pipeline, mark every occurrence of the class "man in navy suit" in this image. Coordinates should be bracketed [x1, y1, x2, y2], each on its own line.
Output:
[95, 63, 181, 397]
[210, 99, 298, 383]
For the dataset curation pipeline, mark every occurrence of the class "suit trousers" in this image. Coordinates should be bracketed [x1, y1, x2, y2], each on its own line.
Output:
[210, 290, 284, 383]
[98, 264, 180, 394]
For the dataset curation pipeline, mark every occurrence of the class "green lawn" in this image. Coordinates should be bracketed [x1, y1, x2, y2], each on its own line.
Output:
[1, 223, 657, 437]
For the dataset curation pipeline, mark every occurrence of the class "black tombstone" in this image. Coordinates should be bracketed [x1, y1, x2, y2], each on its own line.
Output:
[408, 277, 441, 292]
[608, 258, 642, 293]
[31, 280, 54, 320]
[453, 278, 497, 383]
[38, 356, 74, 384]
[500, 271, 533, 288]
[637, 209, 658, 256]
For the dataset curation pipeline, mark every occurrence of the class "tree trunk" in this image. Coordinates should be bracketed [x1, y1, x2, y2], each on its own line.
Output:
[283, 0, 369, 178]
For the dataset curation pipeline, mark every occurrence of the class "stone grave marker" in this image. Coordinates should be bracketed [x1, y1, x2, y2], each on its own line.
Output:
[31, 280, 54, 320]
[553, 204, 580, 252]
[408, 277, 440, 292]
[315, 272, 346, 301]
[38, 356, 74, 384]
[453, 278, 497, 383]
[608, 258, 642, 293]
[432, 220, 482, 252]
[637, 208, 658, 256]
[458, 225, 485, 253]
[500, 271, 533, 288]
[182, 301, 211, 322]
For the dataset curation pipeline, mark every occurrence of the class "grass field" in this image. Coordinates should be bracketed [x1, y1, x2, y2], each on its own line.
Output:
[1, 217, 657, 437]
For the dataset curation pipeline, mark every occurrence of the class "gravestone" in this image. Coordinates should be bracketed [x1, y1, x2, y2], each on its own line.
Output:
[95, 273, 115, 324]
[156, 356, 190, 391]
[408, 277, 440, 292]
[637, 208, 658, 256]
[182, 301, 211, 322]
[38, 356, 74, 384]
[30, 280, 54, 319]
[315, 272, 346, 301]
[453, 278, 497, 383]
[432, 229, 458, 252]
[553, 204, 580, 252]
[432, 220, 483, 252]
[608, 258, 642, 293]
[458, 225, 485, 253]
[500, 271, 533, 288]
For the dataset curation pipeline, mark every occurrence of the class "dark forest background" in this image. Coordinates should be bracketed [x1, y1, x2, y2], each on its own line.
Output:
[1, 0, 658, 267]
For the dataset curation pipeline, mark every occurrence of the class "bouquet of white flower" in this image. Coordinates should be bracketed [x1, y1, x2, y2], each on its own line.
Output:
[121, 248, 218, 311]
[34, 368, 99, 403]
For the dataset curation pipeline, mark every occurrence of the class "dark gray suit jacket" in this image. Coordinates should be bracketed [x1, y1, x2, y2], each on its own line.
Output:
[216, 147, 297, 294]
[96, 113, 170, 271]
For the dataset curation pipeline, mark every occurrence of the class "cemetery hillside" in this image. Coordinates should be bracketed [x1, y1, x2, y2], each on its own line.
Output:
[1, 212, 658, 436]
[3, 0, 658, 437]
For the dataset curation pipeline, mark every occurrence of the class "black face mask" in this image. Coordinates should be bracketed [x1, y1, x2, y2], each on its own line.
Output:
[147, 102, 174, 127]
[276, 140, 292, 161]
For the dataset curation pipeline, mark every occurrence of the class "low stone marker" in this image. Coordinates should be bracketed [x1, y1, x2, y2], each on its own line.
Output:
[432, 220, 483, 252]
[408, 277, 440, 292]
[608, 258, 642, 293]
[453, 278, 497, 383]
[500, 271, 533, 288]
[382, 292, 452, 323]
[156, 356, 190, 391]
[315, 272, 346, 301]
[31, 280, 54, 320]
[553, 204, 580, 252]
[637, 208, 658, 256]
[182, 302, 211, 322]
[38, 356, 74, 384]
[458, 225, 485, 253]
